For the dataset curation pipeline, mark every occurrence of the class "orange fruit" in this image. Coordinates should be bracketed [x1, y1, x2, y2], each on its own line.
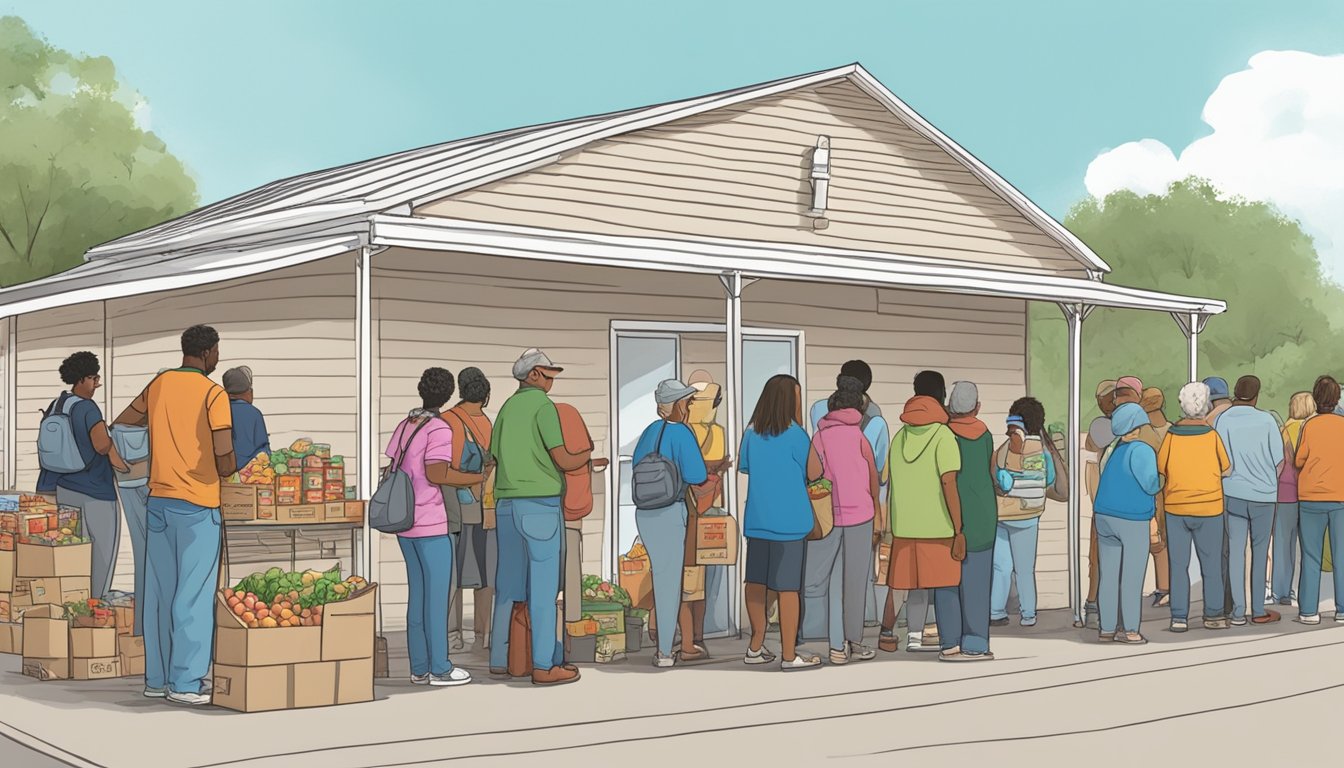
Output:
[260, 617, 278, 628]
[280, 608, 295, 621]
[242, 611, 256, 623]
[231, 602, 246, 617]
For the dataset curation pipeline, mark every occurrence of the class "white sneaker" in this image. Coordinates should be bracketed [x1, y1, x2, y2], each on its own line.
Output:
[429, 668, 473, 687]
[1020, 617, 1038, 628]
[1298, 614, 1321, 625]
[1230, 618, 1248, 627]
[653, 653, 676, 668]
[905, 632, 923, 652]
[410, 673, 431, 685]
[143, 687, 168, 699]
[849, 643, 877, 662]
[166, 691, 211, 706]
[1334, 613, 1344, 624]
[744, 644, 777, 665]
[781, 653, 822, 671]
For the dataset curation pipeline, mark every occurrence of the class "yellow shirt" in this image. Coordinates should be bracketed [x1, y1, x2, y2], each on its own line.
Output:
[1157, 426, 1230, 516]
[133, 369, 233, 508]
[689, 423, 727, 462]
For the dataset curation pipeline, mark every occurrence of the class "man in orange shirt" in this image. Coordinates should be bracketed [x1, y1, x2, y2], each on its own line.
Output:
[116, 325, 235, 706]
[1294, 375, 1344, 625]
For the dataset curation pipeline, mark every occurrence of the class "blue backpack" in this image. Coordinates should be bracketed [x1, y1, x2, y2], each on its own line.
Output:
[38, 394, 88, 474]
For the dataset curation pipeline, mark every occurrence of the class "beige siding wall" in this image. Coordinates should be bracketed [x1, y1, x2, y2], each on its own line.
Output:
[0, 316, 9, 490]
[418, 81, 1085, 277]
[102, 254, 358, 591]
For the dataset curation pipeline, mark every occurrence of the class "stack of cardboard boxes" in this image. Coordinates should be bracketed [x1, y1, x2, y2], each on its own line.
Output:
[2, 492, 94, 657]
[212, 584, 377, 712]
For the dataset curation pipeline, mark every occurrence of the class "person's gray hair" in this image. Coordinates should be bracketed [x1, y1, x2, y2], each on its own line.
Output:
[1178, 381, 1211, 419]
[947, 381, 979, 416]
[656, 401, 675, 419]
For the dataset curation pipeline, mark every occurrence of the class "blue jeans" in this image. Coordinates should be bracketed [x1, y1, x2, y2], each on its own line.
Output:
[636, 502, 688, 658]
[929, 588, 963, 652]
[1298, 501, 1344, 617]
[991, 519, 1040, 621]
[1096, 515, 1150, 634]
[399, 534, 454, 677]
[490, 497, 565, 671]
[1225, 498, 1274, 620]
[1272, 502, 1300, 602]
[143, 497, 221, 695]
[1165, 513, 1225, 621]
[956, 548, 994, 654]
[117, 484, 150, 636]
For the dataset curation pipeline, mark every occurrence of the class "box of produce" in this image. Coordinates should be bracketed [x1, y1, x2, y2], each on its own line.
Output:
[579, 600, 625, 637]
[66, 596, 114, 627]
[0, 549, 13, 592]
[16, 539, 91, 578]
[106, 592, 135, 636]
[70, 625, 117, 658]
[217, 566, 374, 664]
[222, 484, 260, 522]
[0, 622, 20, 654]
[23, 577, 92, 607]
[694, 514, 739, 565]
[71, 656, 121, 680]
[237, 452, 276, 486]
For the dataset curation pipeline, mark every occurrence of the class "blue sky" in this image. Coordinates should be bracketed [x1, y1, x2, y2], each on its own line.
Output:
[5, 0, 1342, 220]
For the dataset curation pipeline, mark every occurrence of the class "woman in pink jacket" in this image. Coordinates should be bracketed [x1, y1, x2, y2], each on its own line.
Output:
[804, 377, 881, 665]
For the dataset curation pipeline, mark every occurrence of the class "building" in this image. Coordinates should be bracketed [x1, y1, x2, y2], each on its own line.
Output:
[0, 64, 1224, 631]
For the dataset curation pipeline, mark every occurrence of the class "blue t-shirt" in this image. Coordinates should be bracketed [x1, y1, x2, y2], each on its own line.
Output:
[36, 392, 116, 501]
[632, 420, 708, 507]
[1214, 406, 1284, 503]
[229, 398, 273, 472]
[1094, 440, 1161, 521]
[740, 423, 813, 541]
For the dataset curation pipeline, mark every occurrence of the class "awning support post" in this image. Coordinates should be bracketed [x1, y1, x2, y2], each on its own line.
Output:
[719, 271, 755, 639]
[1058, 302, 1087, 628]
[2, 317, 13, 491]
[356, 244, 375, 612]
[1171, 312, 1207, 382]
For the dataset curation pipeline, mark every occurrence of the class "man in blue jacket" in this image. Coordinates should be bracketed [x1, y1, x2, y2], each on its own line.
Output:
[222, 366, 271, 472]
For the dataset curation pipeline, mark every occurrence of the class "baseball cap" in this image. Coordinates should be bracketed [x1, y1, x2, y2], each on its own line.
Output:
[1203, 376, 1230, 401]
[655, 379, 698, 405]
[947, 381, 979, 415]
[222, 366, 254, 395]
[1096, 380, 1117, 398]
[512, 348, 563, 381]
[1117, 376, 1144, 396]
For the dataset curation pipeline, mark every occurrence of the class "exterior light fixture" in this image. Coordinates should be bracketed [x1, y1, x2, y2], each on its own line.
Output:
[808, 135, 831, 218]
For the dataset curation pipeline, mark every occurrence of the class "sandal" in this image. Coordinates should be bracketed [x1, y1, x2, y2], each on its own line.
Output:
[781, 652, 822, 671]
[1114, 632, 1148, 645]
[1098, 632, 1116, 642]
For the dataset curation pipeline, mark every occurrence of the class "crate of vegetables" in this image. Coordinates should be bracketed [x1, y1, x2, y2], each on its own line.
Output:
[213, 565, 375, 713]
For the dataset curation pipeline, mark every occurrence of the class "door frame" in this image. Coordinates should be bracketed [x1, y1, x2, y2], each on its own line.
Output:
[605, 320, 805, 637]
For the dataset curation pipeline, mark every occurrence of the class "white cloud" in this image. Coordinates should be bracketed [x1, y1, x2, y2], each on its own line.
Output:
[1085, 50, 1344, 277]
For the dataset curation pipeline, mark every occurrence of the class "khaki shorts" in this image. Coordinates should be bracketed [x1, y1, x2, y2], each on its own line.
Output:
[887, 537, 960, 590]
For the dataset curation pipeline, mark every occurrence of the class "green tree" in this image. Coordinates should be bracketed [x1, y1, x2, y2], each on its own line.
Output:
[0, 16, 197, 287]
[1030, 178, 1342, 428]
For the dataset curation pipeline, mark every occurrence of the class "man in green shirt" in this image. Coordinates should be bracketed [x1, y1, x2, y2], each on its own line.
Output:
[944, 381, 997, 661]
[489, 349, 603, 687]
[884, 371, 965, 656]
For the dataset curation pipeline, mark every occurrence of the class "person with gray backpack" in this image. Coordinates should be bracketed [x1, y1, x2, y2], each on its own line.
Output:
[631, 379, 708, 668]
[36, 352, 129, 602]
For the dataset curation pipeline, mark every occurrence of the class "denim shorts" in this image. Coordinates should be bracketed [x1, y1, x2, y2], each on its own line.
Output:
[745, 537, 806, 592]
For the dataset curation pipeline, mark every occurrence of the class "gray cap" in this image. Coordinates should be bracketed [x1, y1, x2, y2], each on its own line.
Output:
[947, 380, 979, 415]
[655, 379, 698, 405]
[222, 366, 254, 395]
[512, 348, 564, 381]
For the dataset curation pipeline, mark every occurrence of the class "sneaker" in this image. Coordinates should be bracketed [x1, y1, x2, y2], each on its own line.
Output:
[1204, 617, 1230, 630]
[410, 673, 432, 685]
[989, 617, 1010, 627]
[166, 691, 211, 706]
[848, 643, 876, 662]
[429, 668, 473, 687]
[653, 653, 677, 669]
[1230, 618, 1248, 627]
[878, 632, 899, 653]
[829, 648, 849, 665]
[1335, 613, 1344, 624]
[781, 653, 822, 671]
[1170, 620, 1188, 633]
[1020, 617, 1037, 628]
[143, 686, 168, 699]
[744, 644, 777, 665]
[1251, 610, 1282, 625]
[1298, 614, 1322, 625]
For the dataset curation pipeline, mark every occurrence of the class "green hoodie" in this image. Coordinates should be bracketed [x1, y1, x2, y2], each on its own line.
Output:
[889, 400, 962, 539]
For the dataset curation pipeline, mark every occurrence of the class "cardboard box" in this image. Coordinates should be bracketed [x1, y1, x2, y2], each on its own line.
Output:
[119, 650, 146, 677]
[595, 633, 627, 663]
[8, 592, 35, 622]
[0, 622, 21, 654]
[118, 634, 146, 677]
[257, 487, 275, 507]
[303, 490, 325, 505]
[23, 576, 92, 607]
[618, 556, 653, 610]
[320, 585, 375, 661]
[215, 593, 323, 666]
[302, 472, 323, 491]
[16, 541, 92, 578]
[0, 593, 8, 623]
[374, 635, 389, 679]
[114, 604, 135, 636]
[321, 501, 364, 524]
[0, 550, 13, 595]
[682, 566, 706, 602]
[23, 656, 69, 681]
[277, 476, 301, 493]
[222, 484, 260, 522]
[695, 515, 740, 565]
[213, 657, 373, 713]
[72, 656, 121, 680]
[70, 626, 117, 658]
[23, 605, 69, 659]
[579, 601, 625, 636]
[0, 532, 14, 551]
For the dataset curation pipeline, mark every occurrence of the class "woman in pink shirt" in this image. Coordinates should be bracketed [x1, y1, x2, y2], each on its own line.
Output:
[805, 377, 881, 665]
[385, 368, 486, 687]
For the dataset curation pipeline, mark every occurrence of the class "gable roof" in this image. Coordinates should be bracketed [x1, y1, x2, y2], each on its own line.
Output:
[80, 63, 1110, 274]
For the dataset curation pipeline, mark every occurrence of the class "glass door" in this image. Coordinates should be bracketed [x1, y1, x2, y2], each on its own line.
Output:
[612, 333, 680, 561]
